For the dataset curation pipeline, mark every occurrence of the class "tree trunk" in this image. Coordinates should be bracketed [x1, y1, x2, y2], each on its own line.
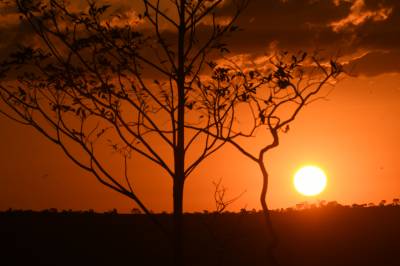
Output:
[174, 1, 186, 265]
[258, 158, 279, 265]
[173, 177, 184, 266]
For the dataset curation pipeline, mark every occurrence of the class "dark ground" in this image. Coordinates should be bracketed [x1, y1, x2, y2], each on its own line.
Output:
[0, 205, 399, 266]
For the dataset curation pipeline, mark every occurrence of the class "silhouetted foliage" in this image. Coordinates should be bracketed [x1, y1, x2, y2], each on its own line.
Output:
[131, 208, 142, 214]
[212, 178, 245, 213]
[1, 205, 399, 266]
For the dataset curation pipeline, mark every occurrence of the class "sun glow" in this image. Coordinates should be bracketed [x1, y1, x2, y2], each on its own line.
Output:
[294, 166, 327, 196]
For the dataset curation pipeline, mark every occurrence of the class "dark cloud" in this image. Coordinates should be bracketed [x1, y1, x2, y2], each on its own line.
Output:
[213, 0, 351, 51]
[0, 0, 400, 76]
[345, 51, 400, 76]
[214, 0, 400, 76]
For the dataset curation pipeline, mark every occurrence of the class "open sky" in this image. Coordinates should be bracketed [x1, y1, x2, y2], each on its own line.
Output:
[0, 0, 399, 213]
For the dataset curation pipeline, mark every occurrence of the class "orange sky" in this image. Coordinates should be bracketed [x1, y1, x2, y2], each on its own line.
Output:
[1, 73, 399, 213]
[1, 0, 400, 213]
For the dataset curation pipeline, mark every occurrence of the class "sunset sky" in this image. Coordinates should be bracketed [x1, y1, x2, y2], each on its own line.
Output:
[0, 0, 399, 213]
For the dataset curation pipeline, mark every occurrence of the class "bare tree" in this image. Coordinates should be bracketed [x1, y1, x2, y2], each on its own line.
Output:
[0, 0, 342, 264]
[213, 178, 245, 214]
[0, 0, 253, 265]
[188, 51, 343, 263]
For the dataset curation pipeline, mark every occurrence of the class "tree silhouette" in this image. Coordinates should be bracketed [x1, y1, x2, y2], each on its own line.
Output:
[189, 51, 342, 263]
[0, 0, 342, 265]
[393, 198, 399, 206]
[0, 1, 252, 264]
[379, 200, 387, 207]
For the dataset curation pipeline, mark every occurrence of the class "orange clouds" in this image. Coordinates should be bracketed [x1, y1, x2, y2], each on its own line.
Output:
[330, 0, 392, 32]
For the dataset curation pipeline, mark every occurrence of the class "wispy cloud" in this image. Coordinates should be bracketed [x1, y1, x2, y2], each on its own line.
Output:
[330, 0, 392, 32]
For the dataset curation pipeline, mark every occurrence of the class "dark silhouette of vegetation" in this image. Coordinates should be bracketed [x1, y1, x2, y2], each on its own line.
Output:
[1, 201, 399, 266]
[393, 198, 400, 206]
[212, 178, 246, 214]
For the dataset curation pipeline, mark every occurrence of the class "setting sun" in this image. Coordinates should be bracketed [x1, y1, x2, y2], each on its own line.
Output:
[294, 166, 327, 196]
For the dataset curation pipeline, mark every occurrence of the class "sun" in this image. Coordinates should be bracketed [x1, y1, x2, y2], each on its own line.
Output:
[294, 165, 327, 196]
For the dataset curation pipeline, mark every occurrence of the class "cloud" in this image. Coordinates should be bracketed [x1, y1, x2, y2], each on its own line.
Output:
[1, 0, 400, 77]
[345, 50, 400, 76]
[213, 0, 400, 76]
[330, 0, 392, 32]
